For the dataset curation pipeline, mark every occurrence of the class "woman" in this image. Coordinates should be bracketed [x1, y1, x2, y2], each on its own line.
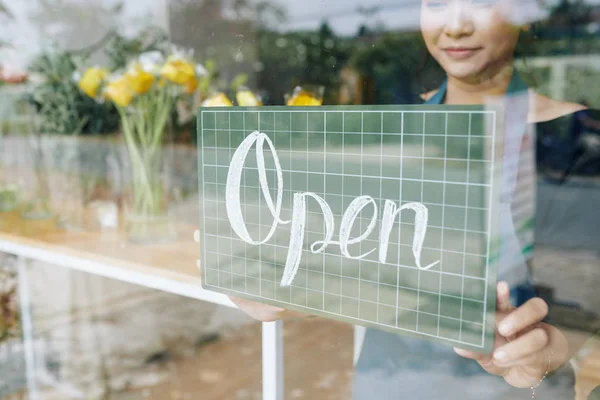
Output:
[232, 0, 598, 398]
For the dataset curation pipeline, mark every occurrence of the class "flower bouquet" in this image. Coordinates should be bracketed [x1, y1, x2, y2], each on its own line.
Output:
[78, 50, 206, 243]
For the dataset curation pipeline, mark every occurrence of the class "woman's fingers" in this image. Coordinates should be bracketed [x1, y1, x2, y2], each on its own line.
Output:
[498, 298, 549, 337]
[230, 296, 308, 322]
[454, 341, 507, 376]
[492, 327, 549, 364]
[496, 281, 513, 313]
[229, 296, 286, 322]
[454, 327, 511, 363]
[493, 349, 548, 369]
[453, 347, 493, 364]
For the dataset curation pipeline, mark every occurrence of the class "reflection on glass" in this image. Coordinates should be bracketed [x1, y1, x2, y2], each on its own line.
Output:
[202, 92, 234, 107]
[236, 87, 263, 107]
[285, 85, 325, 106]
[0, 0, 598, 399]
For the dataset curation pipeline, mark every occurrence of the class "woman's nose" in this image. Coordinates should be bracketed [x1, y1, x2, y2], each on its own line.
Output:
[444, 1, 474, 38]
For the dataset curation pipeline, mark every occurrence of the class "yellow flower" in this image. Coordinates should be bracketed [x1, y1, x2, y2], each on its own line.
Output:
[184, 78, 198, 94]
[236, 90, 263, 106]
[202, 92, 233, 107]
[105, 77, 134, 107]
[79, 67, 109, 98]
[161, 58, 195, 85]
[287, 91, 322, 106]
[125, 64, 155, 95]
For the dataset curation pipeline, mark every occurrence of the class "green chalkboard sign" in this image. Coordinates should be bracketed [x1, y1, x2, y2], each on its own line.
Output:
[197, 105, 503, 353]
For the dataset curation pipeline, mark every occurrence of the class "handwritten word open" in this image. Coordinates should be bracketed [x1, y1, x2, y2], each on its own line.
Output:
[225, 131, 440, 288]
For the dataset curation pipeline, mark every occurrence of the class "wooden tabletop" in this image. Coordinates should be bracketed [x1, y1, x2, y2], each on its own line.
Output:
[0, 210, 235, 307]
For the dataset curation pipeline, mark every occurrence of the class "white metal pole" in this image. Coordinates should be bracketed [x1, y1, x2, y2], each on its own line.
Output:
[262, 320, 284, 400]
[17, 255, 39, 400]
[353, 325, 366, 366]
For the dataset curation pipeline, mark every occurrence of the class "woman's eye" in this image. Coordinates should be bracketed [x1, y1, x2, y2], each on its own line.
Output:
[424, 0, 448, 10]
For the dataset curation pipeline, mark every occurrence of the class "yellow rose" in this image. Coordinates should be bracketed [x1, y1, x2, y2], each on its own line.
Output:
[236, 90, 263, 106]
[184, 78, 198, 94]
[160, 58, 195, 85]
[125, 65, 155, 95]
[79, 67, 109, 98]
[287, 91, 322, 106]
[202, 92, 233, 107]
[105, 77, 134, 107]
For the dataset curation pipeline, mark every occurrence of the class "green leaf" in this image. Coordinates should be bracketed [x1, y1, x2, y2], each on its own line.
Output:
[230, 73, 248, 92]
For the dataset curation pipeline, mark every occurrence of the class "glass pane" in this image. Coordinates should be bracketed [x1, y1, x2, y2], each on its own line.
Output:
[1, 0, 599, 399]
[14, 257, 262, 399]
[0, 254, 26, 398]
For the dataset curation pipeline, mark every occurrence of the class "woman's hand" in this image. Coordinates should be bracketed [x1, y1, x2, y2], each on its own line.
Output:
[454, 281, 569, 389]
[230, 296, 307, 322]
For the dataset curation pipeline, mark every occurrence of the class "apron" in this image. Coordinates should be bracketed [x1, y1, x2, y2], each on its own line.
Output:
[427, 74, 535, 292]
[351, 74, 571, 399]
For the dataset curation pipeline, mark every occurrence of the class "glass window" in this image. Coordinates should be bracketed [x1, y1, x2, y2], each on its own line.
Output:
[1, 1, 599, 399]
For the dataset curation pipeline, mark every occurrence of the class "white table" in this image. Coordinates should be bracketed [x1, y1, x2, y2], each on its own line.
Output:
[0, 220, 285, 400]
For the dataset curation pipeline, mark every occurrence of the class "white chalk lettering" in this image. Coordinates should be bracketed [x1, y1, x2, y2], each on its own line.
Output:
[338, 196, 378, 260]
[280, 192, 335, 287]
[312, 195, 379, 259]
[379, 201, 440, 270]
[223, 131, 441, 287]
[225, 131, 289, 245]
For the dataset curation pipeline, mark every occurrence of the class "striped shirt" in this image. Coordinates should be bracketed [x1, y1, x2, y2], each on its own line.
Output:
[426, 76, 535, 286]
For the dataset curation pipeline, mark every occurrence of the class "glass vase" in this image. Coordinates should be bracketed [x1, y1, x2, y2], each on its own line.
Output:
[0, 88, 25, 231]
[19, 132, 54, 217]
[119, 110, 177, 245]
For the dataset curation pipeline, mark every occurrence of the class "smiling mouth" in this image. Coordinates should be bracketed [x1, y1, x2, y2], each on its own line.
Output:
[442, 47, 481, 59]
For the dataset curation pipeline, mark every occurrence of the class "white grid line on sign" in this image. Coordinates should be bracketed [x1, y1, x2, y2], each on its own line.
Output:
[203, 270, 485, 322]
[437, 113, 449, 337]
[201, 151, 492, 165]
[358, 112, 363, 318]
[202, 242, 488, 278]
[205, 265, 485, 307]
[201, 112, 207, 287]
[273, 112, 278, 302]
[208, 109, 492, 115]
[201, 228, 487, 258]
[202, 165, 490, 187]
[202, 282, 485, 348]
[275, 111, 279, 301]
[323, 112, 327, 311]
[203, 128, 490, 138]
[460, 114, 473, 341]
[289, 111, 293, 304]
[202, 212, 489, 236]
[377, 112, 383, 324]
[244, 113, 248, 292]
[416, 113, 424, 333]
[395, 111, 404, 329]
[258, 112, 262, 298]
[482, 112, 497, 347]
[341, 111, 345, 315]
[215, 114, 220, 288]
[305, 111, 309, 307]
[199, 108, 495, 348]
[203, 258, 484, 298]
[229, 112, 233, 290]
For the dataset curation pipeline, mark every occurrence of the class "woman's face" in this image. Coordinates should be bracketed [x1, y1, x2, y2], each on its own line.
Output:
[421, 0, 521, 82]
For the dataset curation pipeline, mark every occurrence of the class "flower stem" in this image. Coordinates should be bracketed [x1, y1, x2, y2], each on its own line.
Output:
[118, 88, 172, 219]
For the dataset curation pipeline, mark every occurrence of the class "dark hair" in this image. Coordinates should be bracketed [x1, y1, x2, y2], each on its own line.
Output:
[514, 25, 540, 88]
[416, 48, 445, 95]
